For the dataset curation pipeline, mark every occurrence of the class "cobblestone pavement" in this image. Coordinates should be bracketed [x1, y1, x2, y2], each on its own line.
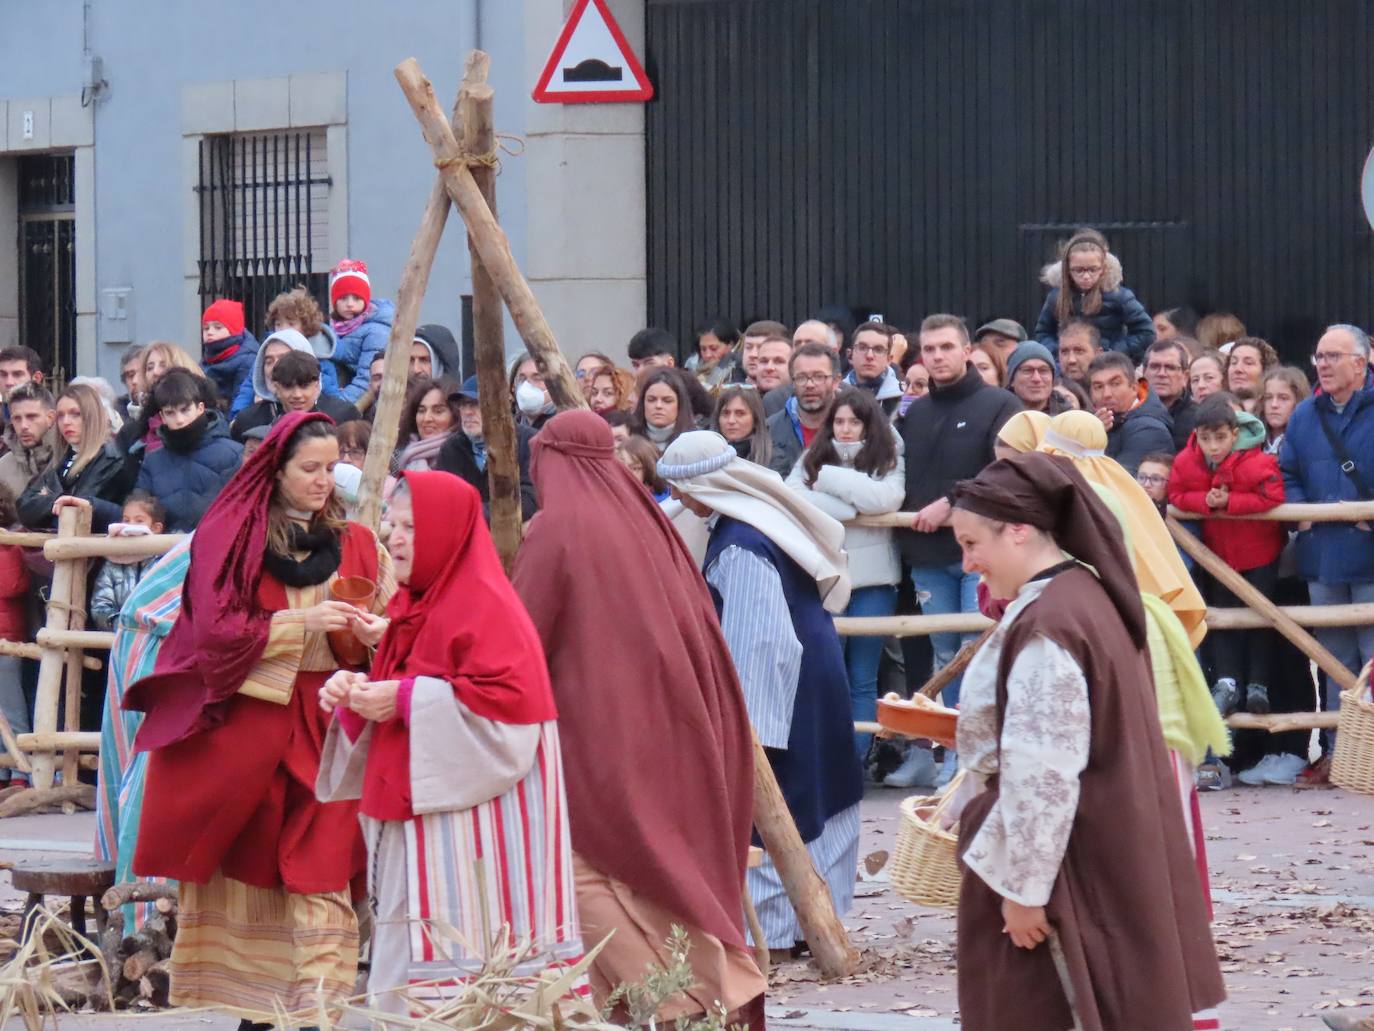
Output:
[3, 780, 1372, 1029]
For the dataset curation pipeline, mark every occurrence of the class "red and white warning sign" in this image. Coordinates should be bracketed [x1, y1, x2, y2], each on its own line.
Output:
[532, 0, 654, 104]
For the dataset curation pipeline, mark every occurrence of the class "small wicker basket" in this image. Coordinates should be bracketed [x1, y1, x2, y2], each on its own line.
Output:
[1331, 664, 1374, 796]
[889, 771, 965, 910]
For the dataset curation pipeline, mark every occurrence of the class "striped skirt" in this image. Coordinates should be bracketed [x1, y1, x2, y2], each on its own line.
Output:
[363, 723, 587, 1016]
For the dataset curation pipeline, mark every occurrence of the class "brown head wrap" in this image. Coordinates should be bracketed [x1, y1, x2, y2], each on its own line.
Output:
[953, 451, 1146, 649]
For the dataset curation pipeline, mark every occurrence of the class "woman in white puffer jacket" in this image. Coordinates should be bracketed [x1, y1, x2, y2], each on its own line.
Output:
[786, 387, 904, 758]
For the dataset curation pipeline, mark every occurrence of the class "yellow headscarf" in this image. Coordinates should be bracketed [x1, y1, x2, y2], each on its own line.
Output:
[1040, 411, 1208, 647]
[996, 410, 1052, 453]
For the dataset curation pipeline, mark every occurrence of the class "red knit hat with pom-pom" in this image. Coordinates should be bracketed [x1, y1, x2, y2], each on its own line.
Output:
[329, 259, 371, 308]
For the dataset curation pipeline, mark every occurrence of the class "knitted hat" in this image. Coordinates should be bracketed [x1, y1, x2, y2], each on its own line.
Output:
[330, 259, 371, 308]
[202, 299, 245, 337]
[1006, 340, 1057, 384]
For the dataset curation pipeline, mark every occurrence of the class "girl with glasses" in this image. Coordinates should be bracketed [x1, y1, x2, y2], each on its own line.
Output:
[1032, 227, 1155, 363]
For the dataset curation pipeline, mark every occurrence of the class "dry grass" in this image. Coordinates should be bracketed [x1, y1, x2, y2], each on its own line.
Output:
[0, 903, 112, 1029]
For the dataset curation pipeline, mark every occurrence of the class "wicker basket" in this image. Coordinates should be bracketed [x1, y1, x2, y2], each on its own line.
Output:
[889, 771, 965, 910]
[1331, 667, 1374, 796]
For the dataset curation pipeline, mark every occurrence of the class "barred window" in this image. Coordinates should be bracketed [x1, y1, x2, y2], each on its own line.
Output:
[196, 129, 332, 338]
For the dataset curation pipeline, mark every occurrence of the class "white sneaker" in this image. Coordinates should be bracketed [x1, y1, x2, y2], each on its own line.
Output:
[1262, 752, 1308, 785]
[1238, 755, 1279, 786]
[884, 746, 938, 788]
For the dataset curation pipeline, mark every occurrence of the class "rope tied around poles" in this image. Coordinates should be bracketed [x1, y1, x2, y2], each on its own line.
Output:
[433, 133, 526, 175]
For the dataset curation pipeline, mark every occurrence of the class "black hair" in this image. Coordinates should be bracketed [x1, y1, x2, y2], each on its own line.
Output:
[1087, 351, 1135, 381]
[271, 350, 321, 388]
[1194, 393, 1240, 432]
[7, 381, 54, 410]
[801, 387, 898, 487]
[629, 366, 696, 440]
[0, 346, 43, 374]
[122, 489, 168, 526]
[150, 368, 206, 412]
[627, 327, 677, 362]
[1158, 306, 1200, 336]
[694, 318, 739, 349]
[1060, 318, 1102, 349]
[400, 376, 461, 439]
[602, 409, 632, 428]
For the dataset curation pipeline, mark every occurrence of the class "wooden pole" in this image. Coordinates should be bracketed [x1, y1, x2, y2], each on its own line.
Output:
[917, 626, 995, 700]
[61, 504, 93, 788]
[17, 731, 101, 751]
[0, 709, 31, 774]
[43, 533, 182, 562]
[1167, 516, 1358, 691]
[749, 736, 859, 978]
[1227, 711, 1341, 733]
[393, 58, 588, 412]
[850, 500, 1374, 528]
[37, 628, 114, 650]
[354, 87, 467, 531]
[29, 508, 82, 789]
[0, 639, 101, 669]
[460, 52, 524, 572]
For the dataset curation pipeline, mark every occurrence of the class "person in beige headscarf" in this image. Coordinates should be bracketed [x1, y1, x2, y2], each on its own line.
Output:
[1040, 410, 1208, 647]
[994, 410, 1052, 458]
[660, 430, 863, 960]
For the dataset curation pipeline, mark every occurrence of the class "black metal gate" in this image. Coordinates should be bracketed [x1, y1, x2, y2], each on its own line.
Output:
[18, 154, 76, 380]
[646, 0, 1374, 360]
[196, 131, 332, 338]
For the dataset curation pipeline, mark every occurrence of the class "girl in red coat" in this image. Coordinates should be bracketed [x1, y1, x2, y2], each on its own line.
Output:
[1168, 393, 1285, 717]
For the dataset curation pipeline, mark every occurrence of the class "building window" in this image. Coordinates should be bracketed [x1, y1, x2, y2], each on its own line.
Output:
[196, 129, 332, 338]
[18, 154, 77, 380]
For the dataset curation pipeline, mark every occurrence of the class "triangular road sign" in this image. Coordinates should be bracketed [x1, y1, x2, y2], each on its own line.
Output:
[532, 0, 654, 104]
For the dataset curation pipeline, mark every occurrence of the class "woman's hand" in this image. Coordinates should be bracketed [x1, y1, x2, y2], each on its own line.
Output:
[348, 610, 389, 647]
[1002, 898, 1050, 949]
[348, 679, 402, 722]
[319, 670, 365, 713]
[303, 601, 358, 633]
[51, 495, 92, 517]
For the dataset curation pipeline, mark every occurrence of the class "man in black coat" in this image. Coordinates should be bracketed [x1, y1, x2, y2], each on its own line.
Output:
[1143, 339, 1198, 452]
[1088, 351, 1176, 473]
[433, 377, 538, 520]
[898, 314, 1021, 709]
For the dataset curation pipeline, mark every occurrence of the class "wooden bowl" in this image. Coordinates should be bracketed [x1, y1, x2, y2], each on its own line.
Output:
[878, 696, 958, 741]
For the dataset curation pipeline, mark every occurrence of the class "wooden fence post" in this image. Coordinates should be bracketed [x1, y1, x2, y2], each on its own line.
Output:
[30, 507, 87, 789]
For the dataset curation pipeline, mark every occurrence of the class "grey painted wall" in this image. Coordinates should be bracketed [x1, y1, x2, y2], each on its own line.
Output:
[0, 0, 532, 380]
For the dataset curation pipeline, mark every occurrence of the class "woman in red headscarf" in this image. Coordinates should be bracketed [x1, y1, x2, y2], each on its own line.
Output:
[314, 470, 585, 1017]
[125, 413, 394, 1027]
[512, 410, 766, 1027]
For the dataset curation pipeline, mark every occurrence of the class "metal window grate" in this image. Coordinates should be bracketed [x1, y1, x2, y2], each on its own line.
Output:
[18, 154, 77, 379]
[196, 130, 333, 338]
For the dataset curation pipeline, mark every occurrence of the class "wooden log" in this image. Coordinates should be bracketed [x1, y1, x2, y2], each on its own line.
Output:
[749, 736, 858, 978]
[1226, 711, 1342, 733]
[461, 52, 524, 574]
[354, 86, 466, 532]
[393, 58, 589, 412]
[139, 960, 170, 1007]
[37, 627, 114, 650]
[62, 518, 92, 793]
[0, 528, 56, 547]
[43, 533, 183, 562]
[30, 507, 83, 789]
[918, 626, 995, 700]
[0, 707, 31, 773]
[102, 882, 178, 913]
[0, 639, 102, 669]
[1167, 516, 1358, 691]
[850, 500, 1374, 528]
[0, 783, 96, 817]
[834, 612, 993, 637]
[16, 731, 101, 751]
[122, 947, 160, 983]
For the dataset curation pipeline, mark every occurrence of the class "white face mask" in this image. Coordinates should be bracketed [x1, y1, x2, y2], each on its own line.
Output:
[515, 379, 548, 416]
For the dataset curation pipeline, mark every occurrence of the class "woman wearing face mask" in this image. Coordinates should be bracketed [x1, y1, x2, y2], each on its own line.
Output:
[629, 367, 697, 455]
[786, 388, 904, 758]
[710, 385, 773, 466]
[19, 383, 134, 532]
[392, 376, 461, 473]
[511, 356, 556, 432]
[896, 359, 930, 421]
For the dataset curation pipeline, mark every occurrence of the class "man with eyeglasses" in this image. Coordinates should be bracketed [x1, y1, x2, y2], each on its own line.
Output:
[765, 342, 837, 476]
[842, 321, 903, 416]
[1280, 324, 1374, 766]
[1004, 341, 1063, 414]
[1144, 338, 1198, 451]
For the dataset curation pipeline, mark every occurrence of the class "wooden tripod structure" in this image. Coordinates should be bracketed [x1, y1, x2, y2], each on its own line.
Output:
[356, 54, 858, 978]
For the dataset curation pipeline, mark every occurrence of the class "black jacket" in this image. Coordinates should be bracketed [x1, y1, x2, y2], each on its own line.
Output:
[229, 394, 363, 442]
[1106, 389, 1175, 475]
[433, 426, 539, 522]
[18, 441, 134, 532]
[1166, 396, 1198, 453]
[898, 365, 1021, 566]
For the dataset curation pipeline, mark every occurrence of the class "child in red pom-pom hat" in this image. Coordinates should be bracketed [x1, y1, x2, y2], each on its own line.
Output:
[328, 258, 392, 405]
[199, 299, 259, 406]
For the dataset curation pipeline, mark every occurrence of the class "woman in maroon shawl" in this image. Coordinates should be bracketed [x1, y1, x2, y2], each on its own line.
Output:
[512, 409, 766, 1026]
[124, 412, 394, 1026]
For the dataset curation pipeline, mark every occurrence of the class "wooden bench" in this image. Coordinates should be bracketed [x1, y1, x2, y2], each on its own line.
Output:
[10, 856, 115, 946]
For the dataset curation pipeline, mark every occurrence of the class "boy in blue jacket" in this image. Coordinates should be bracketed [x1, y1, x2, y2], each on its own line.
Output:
[200, 300, 259, 408]
[328, 258, 393, 405]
